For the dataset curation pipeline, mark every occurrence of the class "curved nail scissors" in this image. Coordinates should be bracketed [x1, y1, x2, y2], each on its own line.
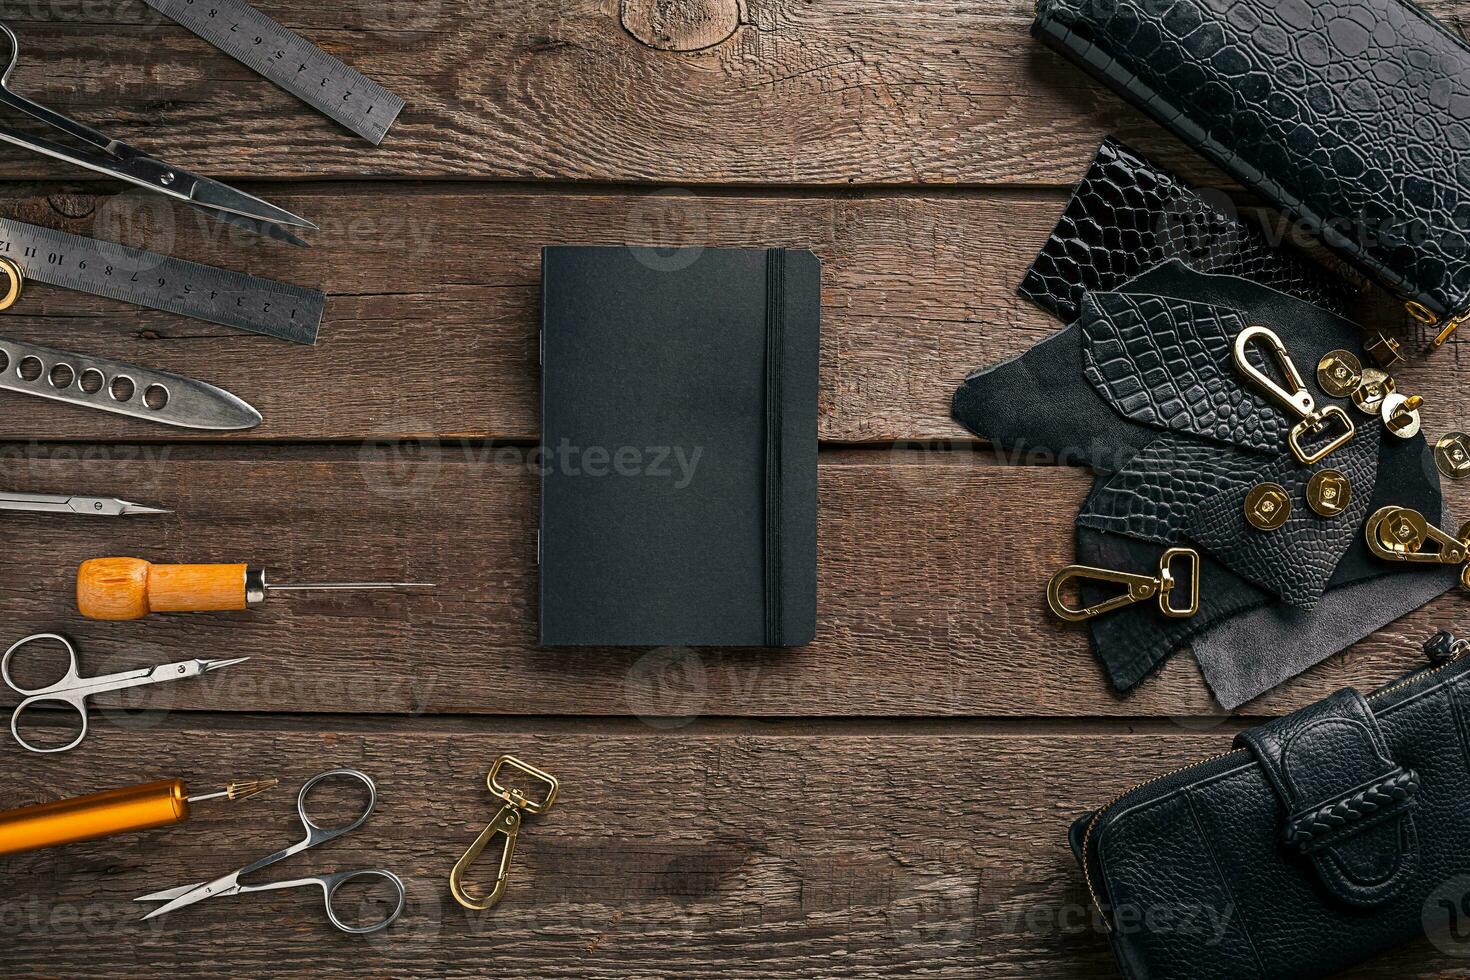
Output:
[3, 632, 247, 754]
[136, 768, 407, 934]
[0, 22, 314, 243]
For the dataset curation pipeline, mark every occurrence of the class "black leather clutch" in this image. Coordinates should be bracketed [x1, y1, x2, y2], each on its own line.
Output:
[1033, 0, 1470, 347]
[1070, 633, 1470, 978]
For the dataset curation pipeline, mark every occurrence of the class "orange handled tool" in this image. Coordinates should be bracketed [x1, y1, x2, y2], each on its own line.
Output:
[76, 557, 433, 620]
[0, 778, 275, 856]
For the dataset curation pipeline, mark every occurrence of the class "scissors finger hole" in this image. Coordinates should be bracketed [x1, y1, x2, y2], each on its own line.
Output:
[300, 770, 375, 834]
[12, 698, 86, 753]
[326, 871, 405, 934]
[3, 634, 75, 693]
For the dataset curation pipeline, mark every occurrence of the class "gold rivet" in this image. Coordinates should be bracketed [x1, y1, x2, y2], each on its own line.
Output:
[1245, 483, 1292, 531]
[1306, 469, 1352, 517]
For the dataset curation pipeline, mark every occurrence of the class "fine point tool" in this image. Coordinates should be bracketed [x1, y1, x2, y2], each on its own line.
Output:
[76, 557, 434, 620]
[0, 334, 262, 430]
[139, 0, 405, 145]
[0, 220, 326, 344]
[0, 491, 169, 516]
[0, 23, 314, 238]
[450, 755, 560, 912]
[136, 768, 407, 934]
[3, 632, 249, 753]
[0, 777, 275, 857]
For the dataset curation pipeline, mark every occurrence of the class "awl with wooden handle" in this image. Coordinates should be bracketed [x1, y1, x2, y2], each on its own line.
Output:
[77, 557, 434, 620]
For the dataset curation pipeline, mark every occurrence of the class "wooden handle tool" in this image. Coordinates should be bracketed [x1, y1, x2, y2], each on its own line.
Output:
[76, 557, 434, 620]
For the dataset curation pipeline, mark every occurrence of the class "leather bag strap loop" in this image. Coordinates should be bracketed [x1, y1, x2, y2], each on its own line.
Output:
[1236, 689, 1419, 907]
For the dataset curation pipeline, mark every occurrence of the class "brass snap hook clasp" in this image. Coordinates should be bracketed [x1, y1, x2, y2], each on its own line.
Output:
[449, 755, 559, 912]
[1365, 506, 1470, 589]
[1046, 547, 1199, 622]
[1234, 325, 1355, 465]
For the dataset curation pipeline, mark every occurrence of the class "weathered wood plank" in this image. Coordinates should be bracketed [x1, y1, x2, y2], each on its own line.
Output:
[0, 451, 1462, 719]
[0, 723, 1458, 977]
[0, 0, 1464, 186]
[0, 184, 1462, 443]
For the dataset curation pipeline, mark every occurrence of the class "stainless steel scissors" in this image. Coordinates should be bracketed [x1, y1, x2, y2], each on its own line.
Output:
[0, 22, 314, 244]
[2, 632, 247, 754]
[136, 768, 407, 934]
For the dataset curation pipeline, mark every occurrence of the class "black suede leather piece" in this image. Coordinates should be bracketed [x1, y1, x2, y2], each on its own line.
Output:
[1019, 136, 1353, 322]
[1032, 0, 1470, 322]
[1236, 689, 1419, 909]
[1187, 423, 1380, 609]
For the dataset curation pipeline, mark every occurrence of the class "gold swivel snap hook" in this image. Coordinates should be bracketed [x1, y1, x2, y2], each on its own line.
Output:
[1233, 325, 1355, 465]
[0, 255, 24, 311]
[1046, 547, 1200, 622]
[1365, 506, 1470, 590]
[449, 755, 559, 912]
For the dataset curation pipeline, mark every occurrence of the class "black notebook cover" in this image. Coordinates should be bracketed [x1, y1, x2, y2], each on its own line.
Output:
[539, 245, 819, 647]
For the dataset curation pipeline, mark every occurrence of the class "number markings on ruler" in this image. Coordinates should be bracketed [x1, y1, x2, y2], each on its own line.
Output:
[0, 218, 325, 344]
[141, 0, 404, 145]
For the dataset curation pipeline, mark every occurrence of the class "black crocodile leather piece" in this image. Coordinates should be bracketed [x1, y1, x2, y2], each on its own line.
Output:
[1187, 422, 1381, 608]
[1033, 0, 1470, 322]
[1077, 432, 1261, 544]
[1079, 291, 1285, 452]
[1072, 659, 1468, 980]
[1019, 137, 1353, 322]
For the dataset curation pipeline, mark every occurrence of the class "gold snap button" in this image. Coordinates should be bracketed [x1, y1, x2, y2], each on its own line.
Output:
[1306, 469, 1352, 517]
[1245, 483, 1292, 531]
[1351, 368, 1395, 414]
[1316, 350, 1362, 397]
[1381, 392, 1423, 439]
[1435, 432, 1470, 480]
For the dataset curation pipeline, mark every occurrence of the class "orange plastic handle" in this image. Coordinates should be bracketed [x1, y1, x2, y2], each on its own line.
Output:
[0, 779, 189, 856]
[77, 558, 248, 620]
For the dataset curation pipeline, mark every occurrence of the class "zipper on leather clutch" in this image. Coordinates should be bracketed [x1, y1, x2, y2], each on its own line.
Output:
[1404, 300, 1467, 347]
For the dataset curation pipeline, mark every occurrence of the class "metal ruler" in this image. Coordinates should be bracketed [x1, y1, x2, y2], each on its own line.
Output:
[0, 218, 325, 344]
[140, 0, 404, 145]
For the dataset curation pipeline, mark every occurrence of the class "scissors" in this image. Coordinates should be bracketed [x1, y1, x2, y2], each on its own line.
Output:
[2, 632, 247, 754]
[0, 22, 314, 244]
[136, 768, 407, 934]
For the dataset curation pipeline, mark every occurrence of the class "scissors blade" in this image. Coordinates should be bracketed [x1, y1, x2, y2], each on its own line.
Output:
[187, 175, 316, 230]
[202, 657, 250, 671]
[134, 881, 207, 903]
[136, 871, 242, 920]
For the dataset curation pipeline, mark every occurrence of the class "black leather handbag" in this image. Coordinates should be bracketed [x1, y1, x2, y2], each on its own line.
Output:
[1070, 633, 1470, 978]
[1032, 0, 1470, 347]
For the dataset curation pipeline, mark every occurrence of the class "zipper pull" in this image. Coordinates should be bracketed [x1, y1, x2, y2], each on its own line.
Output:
[1423, 630, 1465, 664]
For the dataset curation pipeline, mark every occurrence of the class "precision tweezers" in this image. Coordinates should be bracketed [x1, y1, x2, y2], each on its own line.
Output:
[0, 22, 315, 244]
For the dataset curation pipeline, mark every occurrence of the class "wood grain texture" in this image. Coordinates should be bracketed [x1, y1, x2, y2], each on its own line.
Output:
[0, 183, 1463, 444]
[1, 451, 1463, 720]
[0, 722, 1458, 978]
[2, 0, 1466, 187]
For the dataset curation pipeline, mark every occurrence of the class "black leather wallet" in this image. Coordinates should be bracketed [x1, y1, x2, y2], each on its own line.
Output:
[1070, 634, 1470, 978]
[1033, 0, 1470, 345]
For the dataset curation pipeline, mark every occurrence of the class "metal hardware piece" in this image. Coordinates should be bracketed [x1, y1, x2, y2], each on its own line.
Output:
[0, 217, 325, 343]
[1316, 349, 1362, 397]
[0, 336, 261, 430]
[1305, 470, 1351, 518]
[1365, 506, 1470, 590]
[1045, 547, 1199, 622]
[1435, 432, 1470, 480]
[1363, 331, 1404, 368]
[0, 491, 168, 517]
[0, 254, 22, 311]
[1381, 392, 1423, 439]
[450, 756, 560, 912]
[139, 0, 404, 145]
[1351, 368, 1395, 414]
[1245, 482, 1292, 530]
[1234, 325, 1355, 465]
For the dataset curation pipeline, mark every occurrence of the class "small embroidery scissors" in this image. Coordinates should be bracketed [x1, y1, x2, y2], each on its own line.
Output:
[0, 22, 314, 244]
[3, 632, 248, 754]
[136, 768, 407, 934]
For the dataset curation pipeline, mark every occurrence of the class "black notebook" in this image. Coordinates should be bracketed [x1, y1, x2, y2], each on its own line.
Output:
[539, 245, 819, 647]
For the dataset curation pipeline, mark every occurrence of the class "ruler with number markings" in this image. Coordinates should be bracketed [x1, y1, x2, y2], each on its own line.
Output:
[140, 0, 405, 145]
[0, 217, 325, 344]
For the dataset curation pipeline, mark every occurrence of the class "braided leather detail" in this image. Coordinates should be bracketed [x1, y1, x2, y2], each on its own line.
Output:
[1284, 768, 1420, 855]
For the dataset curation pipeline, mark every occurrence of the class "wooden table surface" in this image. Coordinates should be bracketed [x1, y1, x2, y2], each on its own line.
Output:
[3, 2, 1470, 976]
